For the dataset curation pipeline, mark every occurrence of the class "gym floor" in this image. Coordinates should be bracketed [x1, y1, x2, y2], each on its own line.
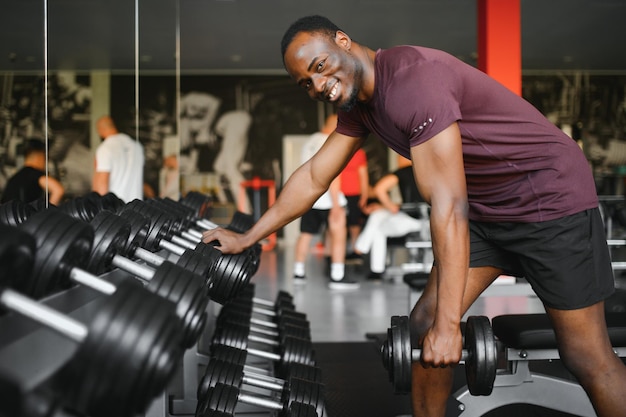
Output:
[243, 241, 626, 417]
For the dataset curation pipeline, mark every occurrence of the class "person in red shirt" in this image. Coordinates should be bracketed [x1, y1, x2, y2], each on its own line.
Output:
[339, 147, 369, 259]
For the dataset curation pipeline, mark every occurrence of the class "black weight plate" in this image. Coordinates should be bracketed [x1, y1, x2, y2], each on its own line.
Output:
[147, 261, 208, 347]
[287, 402, 318, 417]
[0, 224, 36, 291]
[177, 250, 212, 280]
[227, 211, 254, 233]
[87, 211, 130, 275]
[389, 315, 412, 394]
[287, 377, 325, 417]
[19, 210, 93, 298]
[465, 315, 496, 396]
[101, 192, 125, 212]
[0, 199, 35, 226]
[202, 383, 239, 416]
[212, 323, 250, 351]
[285, 363, 322, 384]
[210, 344, 248, 366]
[65, 281, 182, 417]
[280, 336, 315, 367]
[117, 210, 150, 253]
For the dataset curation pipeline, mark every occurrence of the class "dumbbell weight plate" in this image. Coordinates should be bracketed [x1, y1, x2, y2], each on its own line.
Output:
[387, 315, 412, 394]
[19, 210, 94, 298]
[0, 224, 36, 292]
[465, 315, 497, 396]
[59, 281, 183, 417]
[87, 211, 131, 275]
[146, 261, 209, 347]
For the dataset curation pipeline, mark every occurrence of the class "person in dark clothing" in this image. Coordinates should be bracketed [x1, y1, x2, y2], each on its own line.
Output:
[1, 139, 64, 205]
[202, 16, 626, 417]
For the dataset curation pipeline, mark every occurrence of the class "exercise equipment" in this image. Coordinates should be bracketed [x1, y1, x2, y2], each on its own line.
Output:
[0, 224, 36, 292]
[453, 313, 626, 416]
[18, 209, 207, 347]
[380, 315, 497, 396]
[198, 357, 322, 400]
[0, 199, 35, 226]
[211, 327, 316, 371]
[0, 281, 183, 417]
[196, 380, 323, 417]
[118, 203, 255, 303]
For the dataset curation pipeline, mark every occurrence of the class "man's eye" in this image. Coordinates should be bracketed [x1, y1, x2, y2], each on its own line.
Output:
[317, 60, 325, 72]
[303, 81, 312, 90]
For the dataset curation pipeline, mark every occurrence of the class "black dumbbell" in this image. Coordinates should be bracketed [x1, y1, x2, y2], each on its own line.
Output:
[197, 359, 324, 417]
[128, 199, 262, 268]
[196, 379, 323, 417]
[0, 223, 37, 293]
[117, 204, 256, 302]
[211, 323, 316, 372]
[179, 191, 213, 219]
[18, 209, 207, 348]
[0, 279, 182, 417]
[198, 356, 323, 400]
[217, 313, 311, 345]
[380, 315, 497, 396]
[0, 199, 36, 226]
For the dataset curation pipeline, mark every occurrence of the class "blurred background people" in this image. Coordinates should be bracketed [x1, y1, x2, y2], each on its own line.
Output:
[92, 115, 144, 203]
[1, 138, 64, 205]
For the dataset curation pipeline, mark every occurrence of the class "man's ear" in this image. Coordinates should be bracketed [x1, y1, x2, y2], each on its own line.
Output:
[334, 30, 352, 50]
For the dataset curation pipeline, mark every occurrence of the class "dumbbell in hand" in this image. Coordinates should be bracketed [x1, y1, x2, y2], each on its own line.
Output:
[380, 315, 497, 395]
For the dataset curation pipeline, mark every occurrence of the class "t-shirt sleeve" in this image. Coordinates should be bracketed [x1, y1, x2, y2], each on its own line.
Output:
[388, 60, 463, 148]
[95, 143, 113, 172]
[336, 109, 370, 138]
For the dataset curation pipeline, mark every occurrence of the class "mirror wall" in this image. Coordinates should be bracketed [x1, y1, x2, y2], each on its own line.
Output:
[0, 0, 180, 204]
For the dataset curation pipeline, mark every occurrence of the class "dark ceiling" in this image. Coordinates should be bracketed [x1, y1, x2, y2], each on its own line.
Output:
[1, 0, 625, 74]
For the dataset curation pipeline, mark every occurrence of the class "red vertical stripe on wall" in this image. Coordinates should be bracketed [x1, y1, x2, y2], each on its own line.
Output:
[477, 0, 521, 96]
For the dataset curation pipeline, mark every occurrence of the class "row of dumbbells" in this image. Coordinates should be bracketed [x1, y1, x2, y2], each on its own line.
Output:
[196, 286, 326, 417]
[0, 192, 267, 417]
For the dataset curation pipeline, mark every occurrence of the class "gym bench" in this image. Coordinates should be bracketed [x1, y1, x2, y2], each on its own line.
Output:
[452, 312, 626, 416]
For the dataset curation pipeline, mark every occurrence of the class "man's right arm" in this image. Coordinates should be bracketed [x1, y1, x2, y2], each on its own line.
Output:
[203, 131, 365, 253]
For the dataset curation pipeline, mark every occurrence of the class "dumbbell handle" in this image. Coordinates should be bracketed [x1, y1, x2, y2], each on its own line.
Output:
[0, 289, 87, 342]
[237, 391, 283, 411]
[111, 254, 156, 281]
[410, 348, 469, 363]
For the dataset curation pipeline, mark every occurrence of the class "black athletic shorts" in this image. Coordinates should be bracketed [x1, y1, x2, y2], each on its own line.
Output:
[469, 208, 615, 310]
[345, 195, 364, 226]
[299, 208, 329, 234]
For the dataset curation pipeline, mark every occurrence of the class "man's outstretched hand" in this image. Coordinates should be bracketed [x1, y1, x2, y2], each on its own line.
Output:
[202, 227, 249, 254]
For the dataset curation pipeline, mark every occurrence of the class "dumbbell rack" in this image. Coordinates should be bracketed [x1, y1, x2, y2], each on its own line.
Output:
[0, 268, 141, 412]
[0, 248, 315, 417]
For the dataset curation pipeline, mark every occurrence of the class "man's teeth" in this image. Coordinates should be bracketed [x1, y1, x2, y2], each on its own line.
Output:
[329, 83, 338, 99]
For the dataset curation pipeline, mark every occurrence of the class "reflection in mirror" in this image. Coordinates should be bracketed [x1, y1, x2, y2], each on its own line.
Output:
[44, 0, 135, 202]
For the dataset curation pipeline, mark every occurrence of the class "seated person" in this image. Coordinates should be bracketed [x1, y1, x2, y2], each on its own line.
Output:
[1, 138, 64, 205]
[354, 156, 429, 279]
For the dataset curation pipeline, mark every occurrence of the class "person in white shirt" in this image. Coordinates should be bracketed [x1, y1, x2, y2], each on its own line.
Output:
[292, 114, 359, 290]
[92, 115, 145, 203]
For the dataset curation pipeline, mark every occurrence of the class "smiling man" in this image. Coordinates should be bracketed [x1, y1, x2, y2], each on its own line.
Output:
[203, 15, 626, 417]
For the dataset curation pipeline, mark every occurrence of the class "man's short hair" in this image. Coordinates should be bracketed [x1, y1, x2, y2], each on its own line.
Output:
[24, 138, 46, 158]
[280, 15, 343, 59]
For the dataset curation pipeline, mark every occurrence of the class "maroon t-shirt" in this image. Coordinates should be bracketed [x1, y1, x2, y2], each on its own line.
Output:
[337, 46, 597, 222]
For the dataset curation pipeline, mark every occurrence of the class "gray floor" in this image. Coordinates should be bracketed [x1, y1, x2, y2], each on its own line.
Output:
[248, 242, 553, 343]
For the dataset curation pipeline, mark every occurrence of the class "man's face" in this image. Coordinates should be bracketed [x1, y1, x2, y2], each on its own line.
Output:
[283, 31, 362, 112]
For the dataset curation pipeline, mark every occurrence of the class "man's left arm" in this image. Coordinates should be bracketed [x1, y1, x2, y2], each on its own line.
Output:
[410, 122, 469, 366]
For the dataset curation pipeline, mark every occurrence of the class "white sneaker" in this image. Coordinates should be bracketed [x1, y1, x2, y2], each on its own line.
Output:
[328, 277, 360, 290]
